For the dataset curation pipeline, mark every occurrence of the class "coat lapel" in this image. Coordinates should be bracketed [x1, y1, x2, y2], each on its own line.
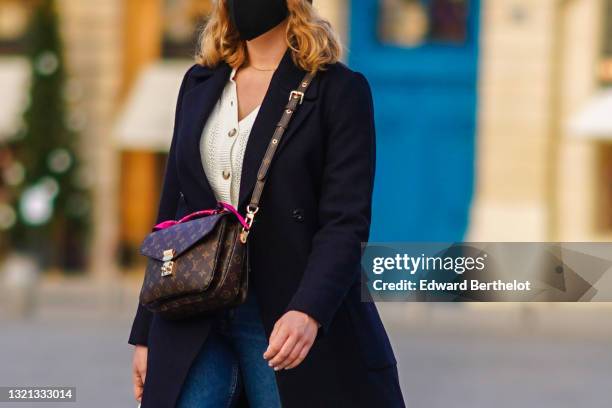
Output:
[238, 50, 319, 210]
[177, 63, 232, 207]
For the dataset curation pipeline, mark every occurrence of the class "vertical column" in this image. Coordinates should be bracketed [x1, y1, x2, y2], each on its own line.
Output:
[121, 0, 162, 97]
[557, 0, 602, 240]
[118, 0, 163, 262]
[468, 0, 562, 240]
[58, 0, 123, 283]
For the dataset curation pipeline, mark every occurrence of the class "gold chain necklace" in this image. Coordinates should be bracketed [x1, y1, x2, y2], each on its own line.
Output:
[249, 64, 277, 72]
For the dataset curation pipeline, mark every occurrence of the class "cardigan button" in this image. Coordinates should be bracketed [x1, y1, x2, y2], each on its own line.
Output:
[292, 208, 304, 222]
[228, 128, 237, 137]
[222, 170, 231, 180]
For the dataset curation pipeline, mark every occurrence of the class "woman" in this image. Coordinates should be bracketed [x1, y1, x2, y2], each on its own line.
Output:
[129, 0, 404, 407]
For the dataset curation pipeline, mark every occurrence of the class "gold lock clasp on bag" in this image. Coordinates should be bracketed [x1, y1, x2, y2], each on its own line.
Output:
[161, 249, 175, 277]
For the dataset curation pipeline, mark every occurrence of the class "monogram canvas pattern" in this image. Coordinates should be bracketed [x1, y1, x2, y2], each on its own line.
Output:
[139, 214, 248, 319]
[140, 213, 224, 260]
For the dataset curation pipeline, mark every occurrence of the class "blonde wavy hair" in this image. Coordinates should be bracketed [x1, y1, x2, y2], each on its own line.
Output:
[196, 0, 341, 73]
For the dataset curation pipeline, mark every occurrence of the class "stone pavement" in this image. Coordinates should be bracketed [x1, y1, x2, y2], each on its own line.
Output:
[0, 302, 611, 407]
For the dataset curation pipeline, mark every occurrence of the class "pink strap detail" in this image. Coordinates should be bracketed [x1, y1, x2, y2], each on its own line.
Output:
[217, 202, 250, 230]
[153, 202, 249, 231]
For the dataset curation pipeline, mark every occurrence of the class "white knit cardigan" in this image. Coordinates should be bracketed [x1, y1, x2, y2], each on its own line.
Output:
[200, 68, 261, 207]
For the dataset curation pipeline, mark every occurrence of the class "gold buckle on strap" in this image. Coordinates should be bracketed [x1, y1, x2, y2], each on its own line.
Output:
[289, 90, 304, 105]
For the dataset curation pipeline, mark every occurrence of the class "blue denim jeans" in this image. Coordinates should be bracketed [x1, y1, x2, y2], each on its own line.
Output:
[176, 293, 282, 408]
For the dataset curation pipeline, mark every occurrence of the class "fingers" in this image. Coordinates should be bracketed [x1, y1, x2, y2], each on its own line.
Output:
[132, 369, 144, 402]
[133, 384, 143, 403]
[265, 311, 319, 371]
[275, 338, 307, 370]
[268, 334, 300, 369]
[270, 320, 280, 341]
[284, 341, 313, 370]
[132, 347, 146, 403]
[263, 324, 289, 361]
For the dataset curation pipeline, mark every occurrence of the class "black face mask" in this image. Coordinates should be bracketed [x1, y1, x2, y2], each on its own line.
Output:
[227, 0, 288, 41]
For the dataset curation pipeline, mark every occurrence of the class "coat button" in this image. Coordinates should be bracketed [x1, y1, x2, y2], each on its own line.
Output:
[222, 170, 231, 180]
[292, 208, 304, 222]
[228, 128, 237, 137]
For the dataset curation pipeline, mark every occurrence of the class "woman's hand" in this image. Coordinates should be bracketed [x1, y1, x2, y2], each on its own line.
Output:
[264, 310, 319, 370]
[132, 345, 148, 402]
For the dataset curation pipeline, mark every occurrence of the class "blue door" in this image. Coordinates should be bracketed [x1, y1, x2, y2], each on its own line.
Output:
[349, 0, 480, 241]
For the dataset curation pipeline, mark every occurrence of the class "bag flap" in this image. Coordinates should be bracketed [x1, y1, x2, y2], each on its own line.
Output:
[140, 213, 226, 261]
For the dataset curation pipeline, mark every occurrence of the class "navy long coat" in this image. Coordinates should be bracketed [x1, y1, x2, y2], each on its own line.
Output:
[129, 50, 405, 408]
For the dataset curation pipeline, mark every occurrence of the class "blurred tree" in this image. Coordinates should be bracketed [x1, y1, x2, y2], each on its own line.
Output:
[1, 0, 90, 271]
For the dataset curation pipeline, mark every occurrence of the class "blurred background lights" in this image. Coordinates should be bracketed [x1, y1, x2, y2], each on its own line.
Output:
[0, 203, 17, 230]
[47, 147, 72, 173]
[3, 161, 25, 186]
[40, 176, 60, 198]
[34, 50, 59, 76]
[18, 178, 59, 226]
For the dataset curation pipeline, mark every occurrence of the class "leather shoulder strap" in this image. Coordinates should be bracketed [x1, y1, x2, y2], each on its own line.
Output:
[240, 71, 315, 242]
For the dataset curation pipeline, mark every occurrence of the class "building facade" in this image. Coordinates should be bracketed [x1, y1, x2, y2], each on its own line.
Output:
[0, 0, 611, 279]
